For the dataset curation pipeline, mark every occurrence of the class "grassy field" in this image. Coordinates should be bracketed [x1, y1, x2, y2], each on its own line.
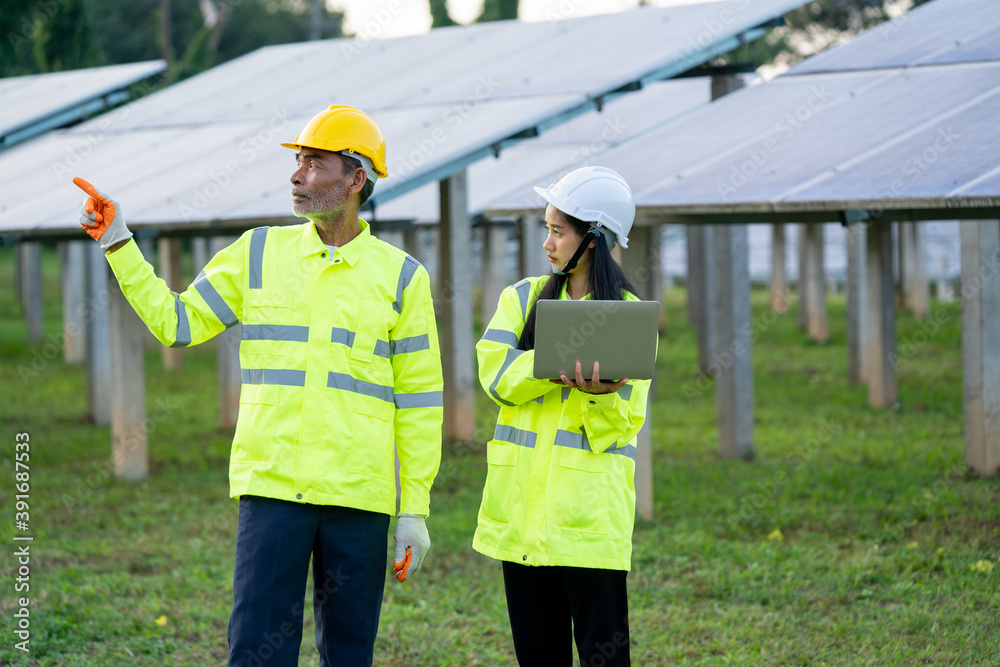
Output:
[1, 244, 998, 666]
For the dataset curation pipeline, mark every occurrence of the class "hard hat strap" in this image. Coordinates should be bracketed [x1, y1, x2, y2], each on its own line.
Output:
[552, 230, 597, 276]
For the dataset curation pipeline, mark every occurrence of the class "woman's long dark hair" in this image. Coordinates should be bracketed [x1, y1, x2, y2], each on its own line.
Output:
[517, 210, 636, 350]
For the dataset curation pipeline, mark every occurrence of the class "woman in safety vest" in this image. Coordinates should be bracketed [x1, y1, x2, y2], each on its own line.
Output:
[474, 166, 650, 667]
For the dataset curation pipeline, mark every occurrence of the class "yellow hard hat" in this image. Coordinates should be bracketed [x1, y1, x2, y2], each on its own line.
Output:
[281, 105, 388, 179]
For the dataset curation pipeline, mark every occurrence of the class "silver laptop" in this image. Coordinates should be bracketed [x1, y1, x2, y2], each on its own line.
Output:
[532, 300, 659, 380]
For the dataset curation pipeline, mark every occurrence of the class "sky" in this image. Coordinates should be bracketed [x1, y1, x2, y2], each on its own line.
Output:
[334, 0, 697, 40]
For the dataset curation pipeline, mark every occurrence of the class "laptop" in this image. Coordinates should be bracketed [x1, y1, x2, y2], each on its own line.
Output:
[532, 299, 659, 380]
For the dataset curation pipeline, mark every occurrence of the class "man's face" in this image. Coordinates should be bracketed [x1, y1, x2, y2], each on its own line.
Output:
[290, 149, 364, 221]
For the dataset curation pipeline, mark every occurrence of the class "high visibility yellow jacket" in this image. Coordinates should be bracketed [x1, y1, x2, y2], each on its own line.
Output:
[106, 220, 443, 517]
[472, 276, 651, 571]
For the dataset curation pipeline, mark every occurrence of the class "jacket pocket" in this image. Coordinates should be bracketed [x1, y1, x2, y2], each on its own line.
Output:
[482, 441, 518, 524]
[246, 288, 293, 309]
[348, 393, 395, 481]
[350, 297, 386, 365]
[231, 384, 279, 465]
[546, 447, 609, 535]
[242, 289, 296, 358]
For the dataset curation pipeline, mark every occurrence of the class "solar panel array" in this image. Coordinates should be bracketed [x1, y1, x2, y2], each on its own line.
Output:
[0, 60, 165, 150]
[485, 0, 1000, 221]
[0, 0, 804, 239]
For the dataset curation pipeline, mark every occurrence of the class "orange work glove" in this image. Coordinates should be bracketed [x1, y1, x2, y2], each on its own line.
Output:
[393, 514, 430, 583]
[73, 177, 132, 249]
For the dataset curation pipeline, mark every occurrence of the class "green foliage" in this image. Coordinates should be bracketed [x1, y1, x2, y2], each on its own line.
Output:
[476, 0, 519, 23]
[428, 0, 458, 28]
[0, 0, 344, 81]
[1, 245, 998, 665]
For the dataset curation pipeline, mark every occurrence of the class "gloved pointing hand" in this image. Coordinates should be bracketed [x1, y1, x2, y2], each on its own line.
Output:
[393, 514, 430, 583]
[73, 177, 132, 250]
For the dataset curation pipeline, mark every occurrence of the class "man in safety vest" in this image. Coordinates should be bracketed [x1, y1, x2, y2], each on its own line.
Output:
[73, 105, 443, 667]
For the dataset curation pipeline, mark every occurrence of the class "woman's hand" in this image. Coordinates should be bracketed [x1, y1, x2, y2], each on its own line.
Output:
[550, 361, 628, 395]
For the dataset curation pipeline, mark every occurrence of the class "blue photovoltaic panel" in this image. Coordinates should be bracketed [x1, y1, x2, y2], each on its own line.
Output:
[0, 61, 165, 149]
[485, 0, 1000, 219]
[0, 0, 806, 237]
[788, 0, 1000, 75]
[373, 78, 711, 223]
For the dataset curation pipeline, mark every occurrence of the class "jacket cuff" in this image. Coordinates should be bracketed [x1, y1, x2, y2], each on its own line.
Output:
[399, 489, 430, 518]
[106, 238, 145, 280]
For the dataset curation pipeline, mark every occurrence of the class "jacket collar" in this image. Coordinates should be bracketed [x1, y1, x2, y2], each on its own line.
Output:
[558, 280, 593, 301]
[301, 218, 372, 267]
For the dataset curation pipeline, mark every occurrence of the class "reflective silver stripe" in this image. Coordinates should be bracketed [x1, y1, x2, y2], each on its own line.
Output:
[554, 429, 636, 461]
[494, 424, 537, 448]
[393, 256, 420, 314]
[332, 328, 391, 359]
[241, 368, 305, 386]
[248, 227, 268, 289]
[534, 396, 544, 404]
[170, 293, 191, 348]
[488, 348, 522, 407]
[514, 279, 531, 319]
[331, 327, 354, 346]
[608, 444, 637, 460]
[327, 372, 394, 403]
[193, 272, 238, 327]
[242, 324, 309, 342]
[481, 328, 518, 348]
[617, 385, 633, 401]
[390, 334, 429, 355]
[394, 391, 443, 409]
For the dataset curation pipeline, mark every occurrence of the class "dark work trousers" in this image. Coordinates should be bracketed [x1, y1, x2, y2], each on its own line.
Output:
[227, 496, 390, 667]
[502, 561, 631, 667]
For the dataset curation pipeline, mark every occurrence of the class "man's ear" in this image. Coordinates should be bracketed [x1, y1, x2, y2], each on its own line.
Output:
[350, 168, 367, 196]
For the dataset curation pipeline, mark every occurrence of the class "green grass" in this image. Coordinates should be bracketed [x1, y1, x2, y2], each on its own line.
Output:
[1, 245, 998, 666]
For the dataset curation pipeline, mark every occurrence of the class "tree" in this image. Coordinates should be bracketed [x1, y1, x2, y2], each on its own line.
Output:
[718, 0, 934, 75]
[0, 0, 344, 80]
[476, 0, 518, 23]
[429, 0, 457, 28]
[1, 0, 100, 76]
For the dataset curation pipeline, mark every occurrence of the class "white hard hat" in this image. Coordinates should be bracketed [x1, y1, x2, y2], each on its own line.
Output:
[533, 166, 635, 249]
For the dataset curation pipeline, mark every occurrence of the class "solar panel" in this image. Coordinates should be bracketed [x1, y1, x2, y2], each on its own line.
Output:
[371, 78, 711, 223]
[787, 0, 1000, 74]
[484, 0, 1000, 221]
[0, 61, 165, 150]
[0, 0, 806, 238]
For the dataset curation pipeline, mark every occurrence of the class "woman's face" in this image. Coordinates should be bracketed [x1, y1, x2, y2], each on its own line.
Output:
[542, 204, 593, 273]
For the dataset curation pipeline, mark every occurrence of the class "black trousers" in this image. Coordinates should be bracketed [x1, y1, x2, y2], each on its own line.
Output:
[502, 561, 631, 667]
[227, 496, 390, 667]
